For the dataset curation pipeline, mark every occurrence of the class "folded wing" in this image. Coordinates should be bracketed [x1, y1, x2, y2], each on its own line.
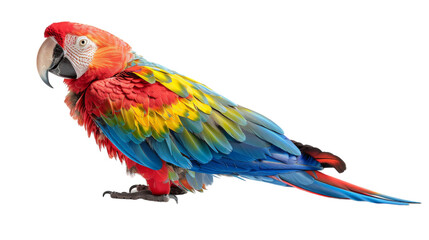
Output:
[85, 55, 305, 174]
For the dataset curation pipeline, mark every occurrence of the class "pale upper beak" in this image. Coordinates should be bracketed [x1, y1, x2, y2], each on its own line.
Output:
[36, 37, 77, 88]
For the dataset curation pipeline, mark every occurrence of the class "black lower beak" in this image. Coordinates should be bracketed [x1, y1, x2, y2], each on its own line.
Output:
[37, 37, 77, 88]
[48, 44, 77, 79]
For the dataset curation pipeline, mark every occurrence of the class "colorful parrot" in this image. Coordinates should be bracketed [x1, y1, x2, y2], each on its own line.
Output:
[36, 22, 417, 205]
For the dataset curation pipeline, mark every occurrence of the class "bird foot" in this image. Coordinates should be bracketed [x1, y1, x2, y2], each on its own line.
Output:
[103, 185, 178, 203]
[129, 184, 188, 195]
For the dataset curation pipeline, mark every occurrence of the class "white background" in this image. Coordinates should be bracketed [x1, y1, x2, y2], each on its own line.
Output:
[1, 0, 428, 239]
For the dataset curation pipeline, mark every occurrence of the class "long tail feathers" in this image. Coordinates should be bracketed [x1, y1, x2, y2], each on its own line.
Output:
[274, 171, 419, 205]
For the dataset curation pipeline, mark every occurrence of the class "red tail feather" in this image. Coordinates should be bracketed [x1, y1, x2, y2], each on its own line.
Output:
[274, 170, 416, 205]
[305, 171, 377, 196]
[292, 140, 346, 173]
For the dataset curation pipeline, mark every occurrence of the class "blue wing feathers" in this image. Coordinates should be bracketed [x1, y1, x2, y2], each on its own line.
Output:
[146, 137, 192, 169]
[96, 120, 163, 170]
[97, 108, 306, 175]
[173, 130, 213, 164]
[229, 142, 269, 161]
[244, 122, 301, 156]
[237, 106, 284, 134]
[179, 117, 204, 134]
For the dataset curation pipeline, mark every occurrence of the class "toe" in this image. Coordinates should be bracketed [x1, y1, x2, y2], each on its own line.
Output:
[103, 191, 112, 197]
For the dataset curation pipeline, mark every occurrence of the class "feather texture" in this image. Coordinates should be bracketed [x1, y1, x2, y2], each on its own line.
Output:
[84, 53, 303, 172]
[45, 23, 415, 205]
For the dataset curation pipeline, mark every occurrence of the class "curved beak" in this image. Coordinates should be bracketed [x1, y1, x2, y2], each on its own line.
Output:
[36, 37, 77, 88]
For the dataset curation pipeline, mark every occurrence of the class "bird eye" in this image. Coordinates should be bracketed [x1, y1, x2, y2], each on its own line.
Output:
[79, 39, 88, 46]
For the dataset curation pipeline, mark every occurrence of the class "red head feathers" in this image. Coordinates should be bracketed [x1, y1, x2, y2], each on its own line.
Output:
[43, 22, 132, 92]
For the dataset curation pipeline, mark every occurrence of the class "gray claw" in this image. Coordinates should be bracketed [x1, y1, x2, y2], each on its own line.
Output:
[169, 194, 178, 204]
[103, 191, 112, 197]
[129, 185, 138, 193]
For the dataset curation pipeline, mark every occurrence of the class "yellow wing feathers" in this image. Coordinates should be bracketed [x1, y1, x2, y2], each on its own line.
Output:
[100, 65, 243, 144]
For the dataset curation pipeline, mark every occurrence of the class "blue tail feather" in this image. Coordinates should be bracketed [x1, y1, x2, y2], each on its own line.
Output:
[277, 171, 417, 205]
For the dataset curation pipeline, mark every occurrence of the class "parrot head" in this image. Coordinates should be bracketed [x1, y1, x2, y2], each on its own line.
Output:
[37, 22, 132, 89]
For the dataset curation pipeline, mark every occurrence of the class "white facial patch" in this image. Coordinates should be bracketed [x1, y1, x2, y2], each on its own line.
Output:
[63, 34, 97, 79]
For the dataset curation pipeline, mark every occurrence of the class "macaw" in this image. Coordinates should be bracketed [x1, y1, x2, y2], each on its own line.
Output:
[36, 22, 417, 205]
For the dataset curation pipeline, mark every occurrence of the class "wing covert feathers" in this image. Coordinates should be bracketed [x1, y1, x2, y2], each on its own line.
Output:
[85, 54, 302, 170]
